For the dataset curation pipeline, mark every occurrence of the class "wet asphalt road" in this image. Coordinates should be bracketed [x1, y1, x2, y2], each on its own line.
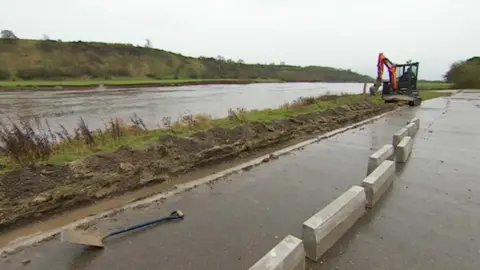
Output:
[311, 91, 480, 270]
[0, 82, 366, 132]
[1, 91, 478, 270]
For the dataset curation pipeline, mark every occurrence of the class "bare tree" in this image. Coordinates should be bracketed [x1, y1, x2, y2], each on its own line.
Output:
[237, 59, 245, 64]
[145, 38, 152, 48]
[42, 34, 50, 40]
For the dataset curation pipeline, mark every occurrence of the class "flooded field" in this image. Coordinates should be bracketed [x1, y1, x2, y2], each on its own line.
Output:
[0, 82, 369, 132]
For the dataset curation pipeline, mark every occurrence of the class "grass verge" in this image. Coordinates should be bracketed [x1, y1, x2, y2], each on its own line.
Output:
[418, 82, 453, 90]
[420, 90, 453, 100]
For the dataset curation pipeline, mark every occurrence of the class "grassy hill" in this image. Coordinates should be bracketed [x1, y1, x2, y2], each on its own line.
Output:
[0, 39, 373, 84]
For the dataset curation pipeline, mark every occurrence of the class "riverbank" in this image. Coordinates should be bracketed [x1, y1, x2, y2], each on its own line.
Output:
[0, 78, 282, 91]
[0, 79, 452, 91]
[0, 91, 451, 233]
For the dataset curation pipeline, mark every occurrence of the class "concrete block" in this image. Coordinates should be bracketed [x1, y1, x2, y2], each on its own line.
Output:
[302, 185, 366, 261]
[392, 127, 409, 147]
[367, 144, 394, 175]
[410, 117, 420, 129]
[248, 235, 305, 270]
[406, 122, 417, 137]
[396, 136, 413, 163]
[362, 160, 395, 208]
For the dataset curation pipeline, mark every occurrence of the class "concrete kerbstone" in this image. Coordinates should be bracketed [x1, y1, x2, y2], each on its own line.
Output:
[362, 160, 395, 208]
[406, 122, 417, 137]
[302, 185, 366, 261]
[396, 136, 413, 163]
[410, 118, 420, 129]
[393, 127, 409, 147]
[367, 144, 394, 175]
[248, 235, 305, 270]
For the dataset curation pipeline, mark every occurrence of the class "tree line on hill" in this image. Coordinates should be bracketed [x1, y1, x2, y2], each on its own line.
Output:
[2, 29, 477, 87]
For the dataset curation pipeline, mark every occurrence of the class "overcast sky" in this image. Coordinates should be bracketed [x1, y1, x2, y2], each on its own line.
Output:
[1, 0, 478, 80]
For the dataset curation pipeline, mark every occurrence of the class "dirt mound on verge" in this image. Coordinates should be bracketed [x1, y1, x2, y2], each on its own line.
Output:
[0, 100, 397, 231]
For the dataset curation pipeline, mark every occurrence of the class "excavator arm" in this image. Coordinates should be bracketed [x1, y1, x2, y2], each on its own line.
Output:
[369, 53, 397, 95]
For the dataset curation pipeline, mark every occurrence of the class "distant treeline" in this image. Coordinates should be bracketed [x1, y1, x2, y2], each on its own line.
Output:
[444, 56, 480, 88]
[0, 38, 373, 82]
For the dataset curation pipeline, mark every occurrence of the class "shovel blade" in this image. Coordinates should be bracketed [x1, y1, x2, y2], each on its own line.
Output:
[62, 229, 105, 248]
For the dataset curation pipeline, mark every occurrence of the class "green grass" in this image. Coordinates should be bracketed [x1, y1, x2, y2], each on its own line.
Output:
[0, 78, 279, 88]
[419, 89, 453, 100]
[417, 82, 453, 90]
[0, 157, 12, 174]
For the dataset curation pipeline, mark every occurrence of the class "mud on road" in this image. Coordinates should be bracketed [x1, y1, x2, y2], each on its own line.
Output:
[0, 99, 398, 232]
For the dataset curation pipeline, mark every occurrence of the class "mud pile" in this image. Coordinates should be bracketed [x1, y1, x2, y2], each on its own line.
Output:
[0, 100, 397, 231]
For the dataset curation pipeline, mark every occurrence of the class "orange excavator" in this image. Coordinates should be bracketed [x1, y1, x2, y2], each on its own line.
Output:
[369, 53, 422, 106]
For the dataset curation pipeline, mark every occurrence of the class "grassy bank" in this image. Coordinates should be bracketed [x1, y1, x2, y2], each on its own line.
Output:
[0, 78, 280, 89]
[0, 39, 373, 83]
[0, 90, 451, 174]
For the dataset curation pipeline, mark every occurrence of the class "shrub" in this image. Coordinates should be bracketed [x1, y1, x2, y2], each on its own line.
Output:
[228, 108, 248, 122]
[0, 119, 53, 166]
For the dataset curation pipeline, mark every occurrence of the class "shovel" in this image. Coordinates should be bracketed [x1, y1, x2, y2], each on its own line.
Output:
[61, 210, 184, 248]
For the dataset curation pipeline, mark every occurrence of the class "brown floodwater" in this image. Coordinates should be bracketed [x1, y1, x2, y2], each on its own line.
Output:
[0, 82, 368, 132]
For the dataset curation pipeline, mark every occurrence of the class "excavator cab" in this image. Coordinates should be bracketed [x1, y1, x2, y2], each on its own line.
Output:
[397, 63, 419, 90]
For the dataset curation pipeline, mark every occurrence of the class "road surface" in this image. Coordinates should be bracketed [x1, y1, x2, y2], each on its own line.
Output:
[311, 90, 480, 270]
[1, 91, 478, 270]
